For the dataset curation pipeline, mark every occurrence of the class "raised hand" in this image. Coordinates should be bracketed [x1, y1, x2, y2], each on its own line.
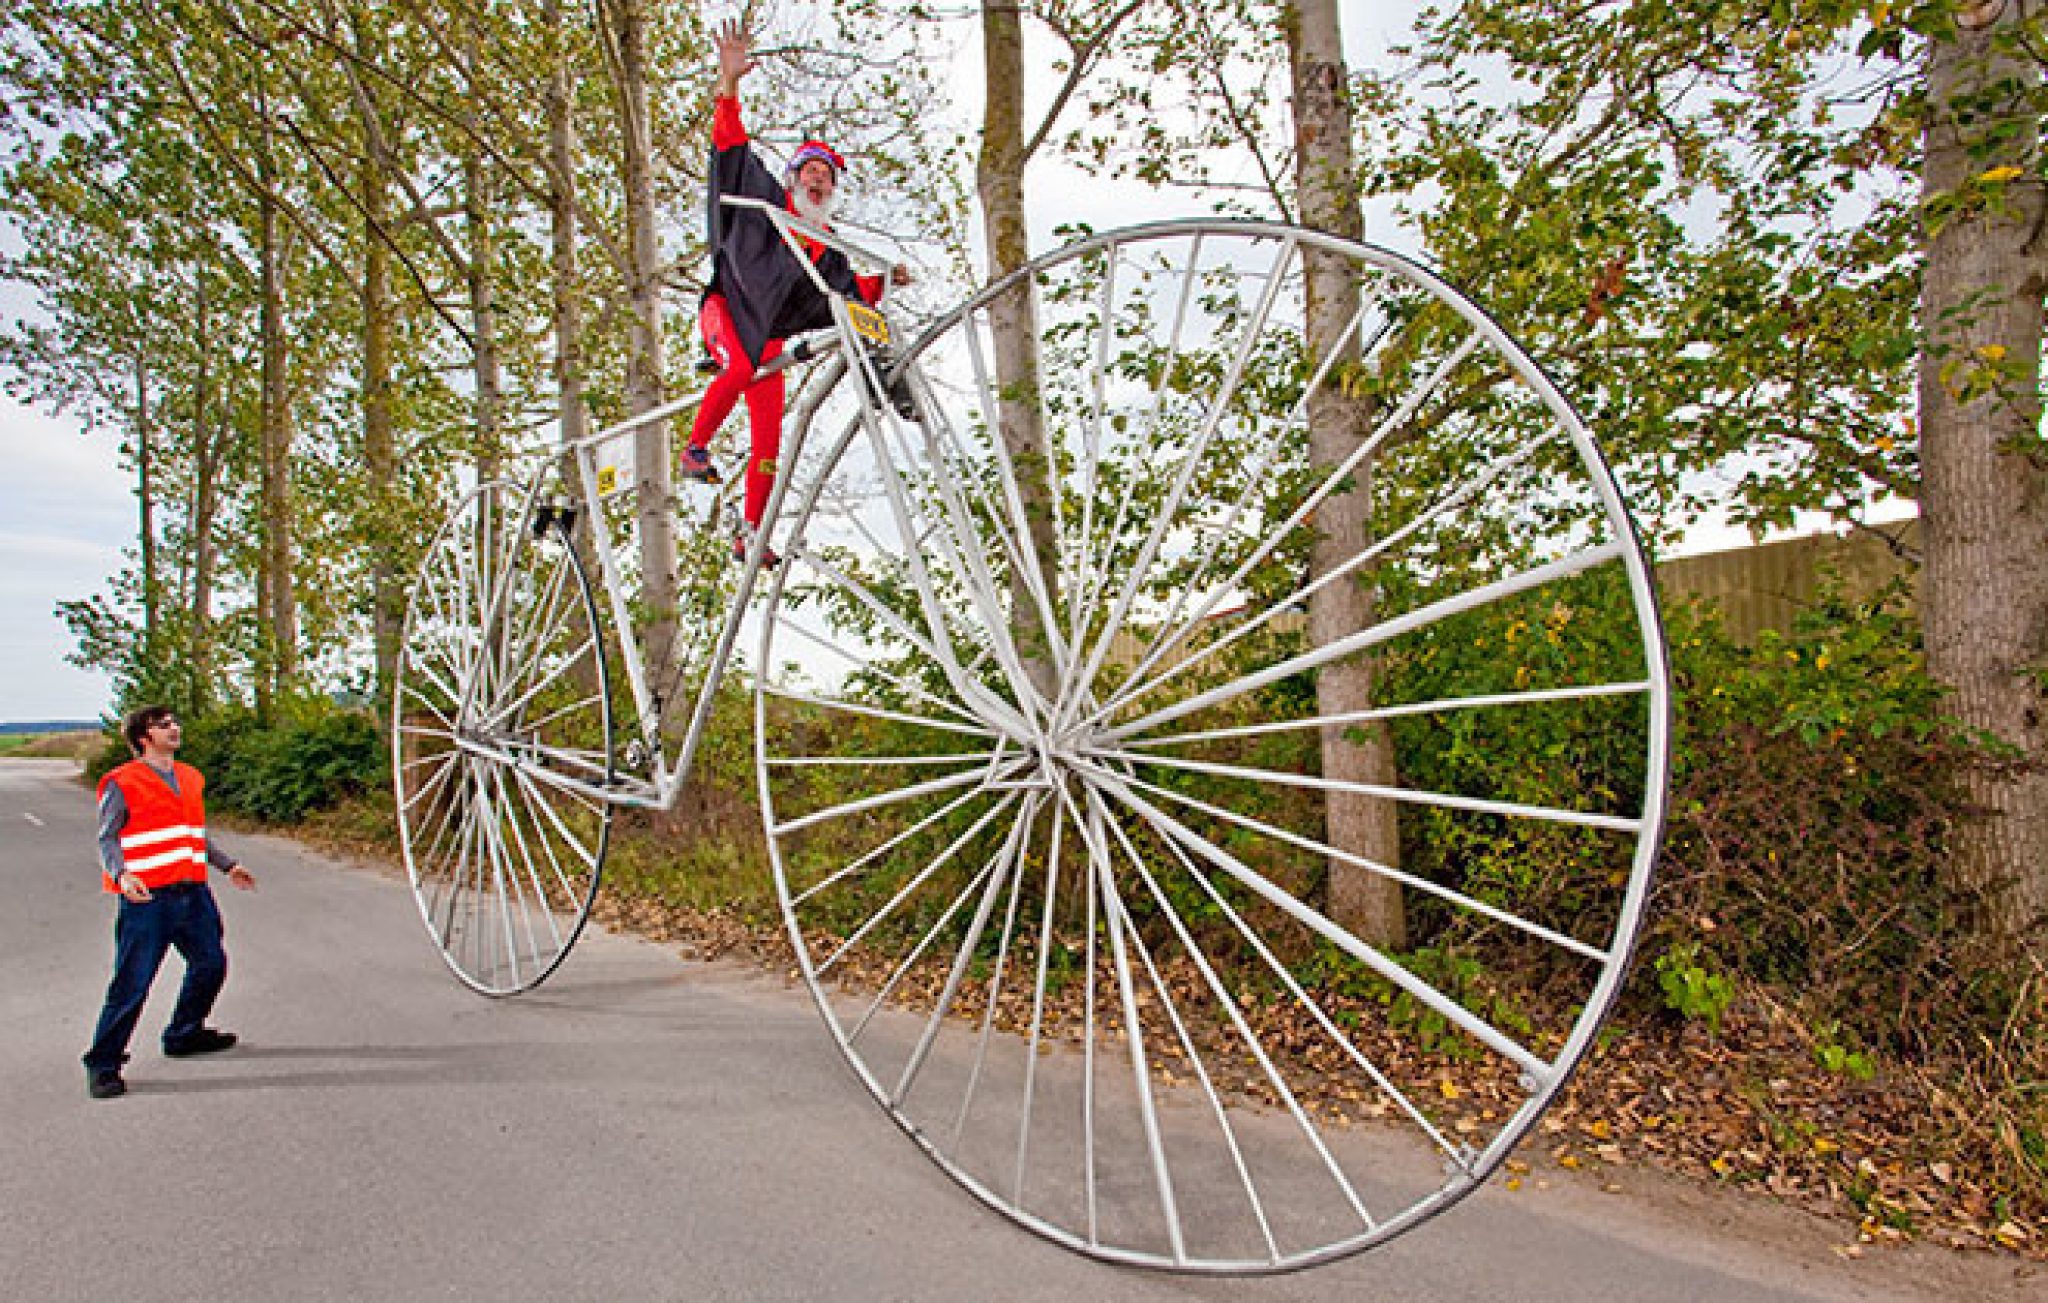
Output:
[714, 18, 755, 97]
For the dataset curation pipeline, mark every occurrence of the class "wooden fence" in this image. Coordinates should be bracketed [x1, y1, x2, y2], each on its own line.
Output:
[1654, 519, 1920, 644]
[1098, 518, 1920, 666]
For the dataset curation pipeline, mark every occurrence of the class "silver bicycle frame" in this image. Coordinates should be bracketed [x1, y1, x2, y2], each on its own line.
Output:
[505, 196, 904, 812]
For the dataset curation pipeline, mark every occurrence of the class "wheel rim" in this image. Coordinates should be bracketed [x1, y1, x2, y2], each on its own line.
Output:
[394, 478, 614, 996]
[754, 222, 1671, 1271]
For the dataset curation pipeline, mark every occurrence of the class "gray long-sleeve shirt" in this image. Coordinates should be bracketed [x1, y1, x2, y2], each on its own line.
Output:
[96, 763, 237, 883]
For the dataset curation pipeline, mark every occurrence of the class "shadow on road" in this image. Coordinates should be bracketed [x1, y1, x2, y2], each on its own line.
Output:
[124, 1039, 639, 1094]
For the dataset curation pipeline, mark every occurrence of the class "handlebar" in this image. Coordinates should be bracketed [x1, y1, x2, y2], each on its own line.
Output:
[719, 195, 895, 294]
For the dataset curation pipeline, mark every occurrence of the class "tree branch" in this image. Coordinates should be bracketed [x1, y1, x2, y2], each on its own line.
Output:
[1019, 0, 1149, 166]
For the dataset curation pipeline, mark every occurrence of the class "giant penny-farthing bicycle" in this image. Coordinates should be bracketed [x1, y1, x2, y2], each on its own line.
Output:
[394, 203, 1671, 1273]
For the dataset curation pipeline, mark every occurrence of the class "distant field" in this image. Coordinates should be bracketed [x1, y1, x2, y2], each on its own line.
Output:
[0, 730, 101, 760]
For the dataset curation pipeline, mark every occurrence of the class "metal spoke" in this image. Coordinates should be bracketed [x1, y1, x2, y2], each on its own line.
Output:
[772, 762, 1020, 839]
[766, 609, 992, 734]
[1104, 542, 1627, 744]
[1094, 761, 1611, 962]
[848, 411, 1033, 735]
[1012, 797, 1066, 1203]
[791, 782, 997, 908]
[950, 796, 1034, 1142]
[1133, 783, 1463, 1164]
[957, 307, 1070, 673]
[765, 750, 1000, 770]
[1065, 237, 1301, 728]
[1096, 789, 1372, 1240]
[1088, 297, 1375, 718]
[1105, 400, 1543, 723]
[1097, 773, 1550, 1081]
[1092, 330, 1487, 727]
[892, 791, 1041, 1106]
[511, 766, 596, 906]
[1121, 679, 1652, 751]
[919, 360, 1069, 679]
[1090, 787, 1285, 1263]
[1113, 748, 1642, 835]
[762, 683, 1000, 742]
[1069, 784, 1184, 1264]
[815, 791, 1021, 981]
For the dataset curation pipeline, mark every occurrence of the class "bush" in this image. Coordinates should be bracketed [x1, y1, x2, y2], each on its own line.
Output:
[88, 698, 386, 825]
[1372, 563, 2014, 1049]
[1657, 578, 1996, 1055]
[1654, 940, 1736, 1033]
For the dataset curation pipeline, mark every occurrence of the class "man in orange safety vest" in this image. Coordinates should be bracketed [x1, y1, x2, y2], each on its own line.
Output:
[82, 704, 256, 1100]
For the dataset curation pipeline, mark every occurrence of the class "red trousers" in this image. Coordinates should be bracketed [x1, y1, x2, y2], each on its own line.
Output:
[688, 293, 784, 527]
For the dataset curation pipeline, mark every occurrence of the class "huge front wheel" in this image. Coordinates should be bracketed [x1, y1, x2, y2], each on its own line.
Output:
[393, 479, 614, 996]
[754, 222, 1670, 1270]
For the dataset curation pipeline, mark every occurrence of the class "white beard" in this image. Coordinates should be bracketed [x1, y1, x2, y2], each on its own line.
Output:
[791, 190, 835, 229]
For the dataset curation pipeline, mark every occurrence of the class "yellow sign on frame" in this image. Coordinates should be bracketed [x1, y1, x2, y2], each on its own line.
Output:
[847, 301, 890, 347]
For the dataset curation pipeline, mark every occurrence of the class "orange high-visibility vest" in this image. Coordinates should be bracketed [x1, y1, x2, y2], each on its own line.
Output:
[98, 760, 210, 892]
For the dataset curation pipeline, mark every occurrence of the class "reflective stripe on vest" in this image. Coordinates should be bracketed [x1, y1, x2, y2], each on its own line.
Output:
[99, 761, 210, 892]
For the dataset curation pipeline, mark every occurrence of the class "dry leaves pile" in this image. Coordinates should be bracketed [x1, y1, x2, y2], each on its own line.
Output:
[584, 885, 2045, 1262]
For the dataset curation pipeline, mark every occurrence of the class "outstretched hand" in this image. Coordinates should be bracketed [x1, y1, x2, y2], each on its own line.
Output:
[714, 18, 755, 97]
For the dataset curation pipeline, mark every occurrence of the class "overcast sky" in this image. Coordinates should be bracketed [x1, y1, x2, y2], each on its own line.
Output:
[0, 391, 131, 723]
[0, 1, 1858, 726]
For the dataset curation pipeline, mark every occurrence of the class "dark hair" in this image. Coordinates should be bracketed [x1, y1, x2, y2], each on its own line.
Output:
[123, 705, 175, 754]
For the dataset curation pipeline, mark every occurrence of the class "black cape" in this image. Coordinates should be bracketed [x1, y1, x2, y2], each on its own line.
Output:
[706, 137, 867, 366]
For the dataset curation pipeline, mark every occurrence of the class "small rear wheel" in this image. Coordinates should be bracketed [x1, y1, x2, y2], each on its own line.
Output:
[393, 478, 614, 996]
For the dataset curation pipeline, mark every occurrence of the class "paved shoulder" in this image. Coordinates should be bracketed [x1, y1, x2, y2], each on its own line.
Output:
[0, 758, 2031, 1302]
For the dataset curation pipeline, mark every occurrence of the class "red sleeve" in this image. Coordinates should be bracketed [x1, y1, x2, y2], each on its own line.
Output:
[856, 273, 885, 305]
[712, 95, 748, 151]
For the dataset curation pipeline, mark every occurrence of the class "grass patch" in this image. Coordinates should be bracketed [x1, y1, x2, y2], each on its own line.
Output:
[0, 730, 100, 761]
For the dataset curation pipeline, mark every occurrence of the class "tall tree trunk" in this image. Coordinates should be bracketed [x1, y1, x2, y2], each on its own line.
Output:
[256, 152, 299, 717]
[542, 0, 609, 721]
[132, 347, 157, 668]
[359, 30, 401, 727]
[1919, 1, 2048, 960]
[463, 25, 506, 484]
[605, 0, 681, 720]
[465, 149, 505, 478]
[190, 263, 220, 707]
[1285, 0, 1404, 948]
[544, 0, 589, 454]
[978, 0, 1061, 698]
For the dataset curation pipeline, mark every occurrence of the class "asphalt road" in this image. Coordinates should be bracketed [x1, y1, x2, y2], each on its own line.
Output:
[1, 756, 2034, 1302]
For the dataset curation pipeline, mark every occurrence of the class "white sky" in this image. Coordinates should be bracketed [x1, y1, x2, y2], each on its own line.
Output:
[0, 391, 132, 722]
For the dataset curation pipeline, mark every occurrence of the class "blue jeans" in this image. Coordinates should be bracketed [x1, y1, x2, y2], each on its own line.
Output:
[82, 882, 228, 1072]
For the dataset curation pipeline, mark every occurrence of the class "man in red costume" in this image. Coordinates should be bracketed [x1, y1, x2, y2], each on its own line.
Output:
[680, 19, 910, 564]
[81, 705, 257, 1099]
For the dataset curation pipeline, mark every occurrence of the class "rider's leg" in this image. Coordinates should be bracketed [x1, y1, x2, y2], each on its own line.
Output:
[687, 295, 752, 461]
[740, 347, 786, 528]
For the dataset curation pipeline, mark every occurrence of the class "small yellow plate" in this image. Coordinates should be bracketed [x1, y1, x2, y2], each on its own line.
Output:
[847, 301, 891, 347]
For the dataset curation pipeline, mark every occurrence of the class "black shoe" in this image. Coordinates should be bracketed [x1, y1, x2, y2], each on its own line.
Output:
[886, 375, 921, 423]
[680, 445, 723, 485]
[732, 530, 780, 569]
[164, 1028, 238, 1057]
[87, 1069, 126, 1099]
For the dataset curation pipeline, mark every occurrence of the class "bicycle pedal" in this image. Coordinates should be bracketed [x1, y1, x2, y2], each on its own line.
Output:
[888, 382, 921, 423]
[531, 502, 579, 536]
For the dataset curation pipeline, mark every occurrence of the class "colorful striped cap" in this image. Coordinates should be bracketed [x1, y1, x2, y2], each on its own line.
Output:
[787, 140, 847, 180]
